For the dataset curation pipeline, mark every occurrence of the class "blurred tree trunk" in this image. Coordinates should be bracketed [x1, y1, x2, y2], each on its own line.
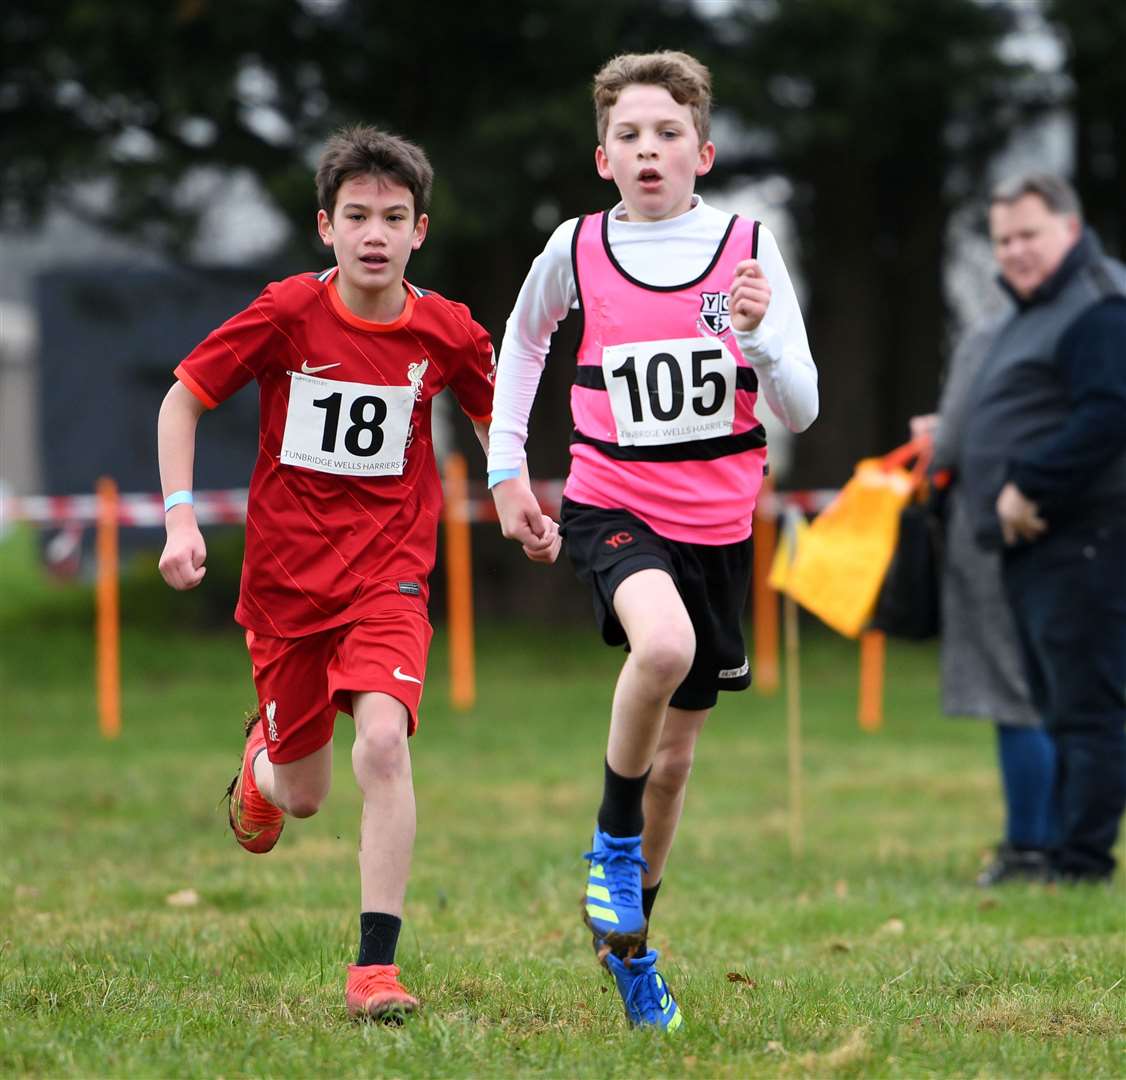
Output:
[791, 155, 947, 484]
[1049, 0, 1126, 257]
[731, 0, 1035, 487]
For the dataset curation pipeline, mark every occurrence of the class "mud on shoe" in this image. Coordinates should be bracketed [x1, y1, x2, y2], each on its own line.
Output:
[583, 828, 648, 961]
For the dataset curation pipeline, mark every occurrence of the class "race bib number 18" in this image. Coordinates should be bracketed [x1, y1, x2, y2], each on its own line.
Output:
[280, 372, 414, 476]
[601, 337, 737, 446]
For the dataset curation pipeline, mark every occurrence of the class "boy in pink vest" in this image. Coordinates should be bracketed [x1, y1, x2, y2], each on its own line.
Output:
[489, 52, 818, 1030]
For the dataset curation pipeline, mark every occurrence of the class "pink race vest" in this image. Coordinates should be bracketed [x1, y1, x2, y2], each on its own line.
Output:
[565, 211, 768, 544]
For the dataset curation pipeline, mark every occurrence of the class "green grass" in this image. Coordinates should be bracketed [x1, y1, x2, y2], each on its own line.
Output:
[0, 528, 1123, 1077]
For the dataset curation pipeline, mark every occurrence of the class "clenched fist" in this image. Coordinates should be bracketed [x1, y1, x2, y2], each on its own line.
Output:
[730, 259, 771, 333]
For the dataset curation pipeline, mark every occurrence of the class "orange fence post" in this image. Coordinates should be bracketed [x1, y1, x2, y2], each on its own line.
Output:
[752, 476, 780, 695]
[95, 476, 121, 738]
[443, 453, 476, 711]
[783, 591, 804, 856]
[858, 629, 885, 731]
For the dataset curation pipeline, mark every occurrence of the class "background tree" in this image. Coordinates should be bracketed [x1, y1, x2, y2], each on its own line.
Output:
[2, 0, 1107, 489]
[1047, 0, 1126, 257]
[722, 0, 1047, 484]
[1, 0, 723, 471]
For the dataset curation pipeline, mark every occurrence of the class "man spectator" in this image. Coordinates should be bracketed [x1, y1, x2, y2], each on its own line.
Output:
[960, 172, 1126, 883]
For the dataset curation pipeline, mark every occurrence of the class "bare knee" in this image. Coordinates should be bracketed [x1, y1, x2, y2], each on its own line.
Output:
[285, 794, 323, 819]
[631, 633, 695, 693]
[352, 717, 410, 788]
[273, 778, 328, 819]
[270, 752, 331, 818]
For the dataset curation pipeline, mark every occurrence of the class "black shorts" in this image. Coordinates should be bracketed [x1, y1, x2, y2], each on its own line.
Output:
[560, 497, 753, 711]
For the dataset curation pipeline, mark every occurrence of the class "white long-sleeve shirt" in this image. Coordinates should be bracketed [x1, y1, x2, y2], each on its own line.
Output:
[487, 196, 818, 476]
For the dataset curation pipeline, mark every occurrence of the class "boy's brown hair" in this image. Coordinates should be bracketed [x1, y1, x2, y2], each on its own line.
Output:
[593, 51, 712, 145]
[315, 125, 434, 219]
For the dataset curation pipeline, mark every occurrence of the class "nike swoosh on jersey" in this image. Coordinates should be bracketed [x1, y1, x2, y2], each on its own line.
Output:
[392, 666, 422, 684]
[301, 361, 342, 374]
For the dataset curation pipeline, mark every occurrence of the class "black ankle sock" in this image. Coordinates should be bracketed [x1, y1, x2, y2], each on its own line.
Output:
[642, 880, 661, 921]
[597, 759, 651, 837]
[357, 912, 402, 967]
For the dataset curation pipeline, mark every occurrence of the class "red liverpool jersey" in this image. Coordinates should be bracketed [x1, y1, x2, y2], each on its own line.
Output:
[175, 267, 494, 637]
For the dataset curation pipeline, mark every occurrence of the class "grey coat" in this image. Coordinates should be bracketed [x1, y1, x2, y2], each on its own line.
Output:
[932, 324, 1039, 727]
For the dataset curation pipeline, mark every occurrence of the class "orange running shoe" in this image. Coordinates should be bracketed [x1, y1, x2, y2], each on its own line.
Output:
[225, 711, 284, 853]
[345, 963, 419, 1020]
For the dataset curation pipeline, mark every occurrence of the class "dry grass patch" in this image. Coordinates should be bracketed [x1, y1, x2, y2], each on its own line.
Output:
[965, 1000, 1123, 1038]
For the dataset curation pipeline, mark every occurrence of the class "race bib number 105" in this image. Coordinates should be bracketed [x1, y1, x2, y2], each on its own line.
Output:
[601, 337, 737, 446]
[280, 372, 414, 476]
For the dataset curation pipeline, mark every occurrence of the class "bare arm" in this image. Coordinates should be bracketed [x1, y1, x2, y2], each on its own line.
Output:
[471, 418, 490, 456]
[157, 381, 209, 590]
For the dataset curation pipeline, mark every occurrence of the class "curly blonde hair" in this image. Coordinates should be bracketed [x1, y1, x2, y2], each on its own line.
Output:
[593, 51, 712, 145]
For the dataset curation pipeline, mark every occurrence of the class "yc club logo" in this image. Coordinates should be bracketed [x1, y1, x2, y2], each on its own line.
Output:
[604, 531, 635, 550]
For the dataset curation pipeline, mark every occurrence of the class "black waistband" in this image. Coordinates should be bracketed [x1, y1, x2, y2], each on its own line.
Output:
[574, 365, 759, 393]
[571, 424, 767, 462]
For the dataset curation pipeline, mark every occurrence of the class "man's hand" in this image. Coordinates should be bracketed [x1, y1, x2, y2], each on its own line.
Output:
[909, 413, 939, 440]
[492, 476, 561, 564]
[159, 508, 208, 589]
[996, 482, 1047, 546]
[730, 259, 771, 333]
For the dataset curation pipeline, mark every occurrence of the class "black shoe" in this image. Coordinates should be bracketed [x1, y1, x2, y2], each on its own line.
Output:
[1054, 864, 1114, 885]
[976, 843, 1054, 887]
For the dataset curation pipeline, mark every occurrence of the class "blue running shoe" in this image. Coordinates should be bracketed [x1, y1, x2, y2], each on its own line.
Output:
[582, 828, 648, 959]
[605, 949, 683, 1031]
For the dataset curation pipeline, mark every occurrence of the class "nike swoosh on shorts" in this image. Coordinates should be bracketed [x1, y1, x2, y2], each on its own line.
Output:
[392, 667, 422, 684]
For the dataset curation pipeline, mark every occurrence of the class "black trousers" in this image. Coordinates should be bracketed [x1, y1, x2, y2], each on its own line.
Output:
[1003, 518, 1126, 879]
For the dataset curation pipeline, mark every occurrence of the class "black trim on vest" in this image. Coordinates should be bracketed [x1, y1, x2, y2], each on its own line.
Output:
[571, 423, 767, 462]
[599, 211, 740, 292]
[571, 216, 587, 350]
[573, 365, 759, 393]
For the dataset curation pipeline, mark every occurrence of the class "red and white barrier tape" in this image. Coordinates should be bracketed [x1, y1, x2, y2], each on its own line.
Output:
[2, 489, 248, 528]
[1, 482, 837, 529]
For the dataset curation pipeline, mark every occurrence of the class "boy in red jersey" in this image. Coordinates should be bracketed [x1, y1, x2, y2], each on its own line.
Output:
[158, 125, 560, 1020]
[489, 53, 817, 1030]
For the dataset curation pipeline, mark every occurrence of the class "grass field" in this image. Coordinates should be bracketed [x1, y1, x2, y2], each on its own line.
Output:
[1, 531, 1123, 1078]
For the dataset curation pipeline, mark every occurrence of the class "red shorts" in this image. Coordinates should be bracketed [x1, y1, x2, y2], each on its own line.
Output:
[244, 611, 433, 764]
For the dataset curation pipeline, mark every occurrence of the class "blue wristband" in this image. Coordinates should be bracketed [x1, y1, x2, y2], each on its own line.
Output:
[164, 490, 194, 512]
[487, 467, 522, 489]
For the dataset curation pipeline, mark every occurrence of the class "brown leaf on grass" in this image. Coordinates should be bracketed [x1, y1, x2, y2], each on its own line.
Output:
[834, 878, 849, 899]
[879, 917, 906, 935]
[681, 1055, 697, 1070]
[978, 896, 1000, 911]
[166, 888, 200, 907]
[765, 1040, 784, 1054]
[829, 940, 852, 953]
[726, 971, 758, 987]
